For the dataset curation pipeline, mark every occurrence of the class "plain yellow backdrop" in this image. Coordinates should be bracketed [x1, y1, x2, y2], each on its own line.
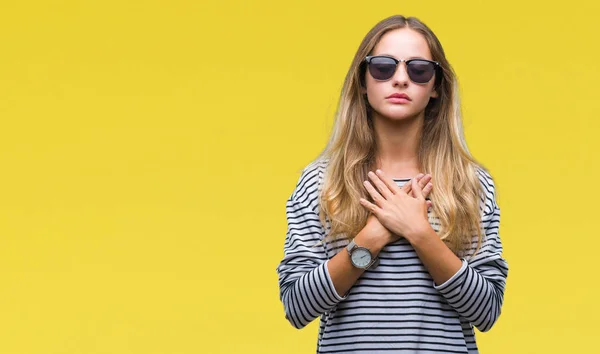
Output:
[0, 0, 599, 353]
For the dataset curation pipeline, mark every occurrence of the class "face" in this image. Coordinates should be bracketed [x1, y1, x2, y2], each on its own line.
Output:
[361, 28, 439, 122]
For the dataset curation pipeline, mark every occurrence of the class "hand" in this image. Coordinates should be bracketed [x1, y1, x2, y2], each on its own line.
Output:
[356, 172, 433, 251]
[401, 173, 433, 210]
[359, 169, 433, 242]
[362, 213, 392, 243]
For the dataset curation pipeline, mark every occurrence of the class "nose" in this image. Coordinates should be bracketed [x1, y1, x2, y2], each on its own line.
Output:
[392, 62, 409, 87]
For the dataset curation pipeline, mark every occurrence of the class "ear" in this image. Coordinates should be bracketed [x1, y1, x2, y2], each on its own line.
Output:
[430, 89, 439, 99]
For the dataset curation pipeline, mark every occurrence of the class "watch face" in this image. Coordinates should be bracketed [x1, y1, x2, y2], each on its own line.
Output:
[351, 247, 372, 268]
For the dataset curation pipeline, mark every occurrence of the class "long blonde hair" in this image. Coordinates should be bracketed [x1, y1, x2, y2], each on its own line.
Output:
[315, 15, 487, 257]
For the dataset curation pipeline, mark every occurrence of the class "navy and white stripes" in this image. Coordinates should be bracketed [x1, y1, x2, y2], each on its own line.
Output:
[276, 159, 508, 353]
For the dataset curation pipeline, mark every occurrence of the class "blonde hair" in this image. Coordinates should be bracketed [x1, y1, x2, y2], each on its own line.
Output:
[315, 15, 488, 257]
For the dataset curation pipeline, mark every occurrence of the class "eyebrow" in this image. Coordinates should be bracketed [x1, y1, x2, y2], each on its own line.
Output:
[375, 53, 429, 60]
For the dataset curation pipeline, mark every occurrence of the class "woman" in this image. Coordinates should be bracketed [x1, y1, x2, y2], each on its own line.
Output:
[276, 15, 508, 354]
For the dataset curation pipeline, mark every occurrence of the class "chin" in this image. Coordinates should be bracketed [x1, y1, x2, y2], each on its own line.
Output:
[378, 109, 420, 121]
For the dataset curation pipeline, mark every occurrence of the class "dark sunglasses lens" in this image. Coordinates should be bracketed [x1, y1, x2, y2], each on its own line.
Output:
[368, 57, 397, 80]
[407, 60, 436, 83]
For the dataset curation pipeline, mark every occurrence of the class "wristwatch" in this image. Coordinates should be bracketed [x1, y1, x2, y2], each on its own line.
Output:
[346, 239, 379, 270]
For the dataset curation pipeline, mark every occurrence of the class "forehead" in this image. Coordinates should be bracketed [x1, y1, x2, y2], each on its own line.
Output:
[372, 28, 432, 60]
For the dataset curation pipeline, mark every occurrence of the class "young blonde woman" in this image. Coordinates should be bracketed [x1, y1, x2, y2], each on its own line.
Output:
[276, 15, 508, 354]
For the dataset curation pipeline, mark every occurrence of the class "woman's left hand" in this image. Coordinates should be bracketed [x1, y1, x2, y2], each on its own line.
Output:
[359, 169, 433, 242]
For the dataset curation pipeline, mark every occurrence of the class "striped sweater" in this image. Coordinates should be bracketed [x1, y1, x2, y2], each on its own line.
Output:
[276, 159, 509, 353]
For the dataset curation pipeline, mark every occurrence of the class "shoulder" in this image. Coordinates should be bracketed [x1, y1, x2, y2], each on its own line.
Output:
[290, 158, 329, 208]
[475, 165, 498, 215]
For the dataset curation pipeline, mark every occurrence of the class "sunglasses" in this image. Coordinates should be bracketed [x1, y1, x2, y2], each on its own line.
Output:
[364, 55, 440, 83]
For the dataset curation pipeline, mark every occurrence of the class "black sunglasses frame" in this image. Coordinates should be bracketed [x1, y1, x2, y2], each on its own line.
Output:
[364, 55, 441, 83]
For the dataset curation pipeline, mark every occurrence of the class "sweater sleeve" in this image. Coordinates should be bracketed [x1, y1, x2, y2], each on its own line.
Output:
[432, 169, 509, 332]
[276, 163, 347, 329]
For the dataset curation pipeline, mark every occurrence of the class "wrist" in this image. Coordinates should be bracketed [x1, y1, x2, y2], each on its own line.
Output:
[406, 224, 436, 247]
[353, 230, 387, 256]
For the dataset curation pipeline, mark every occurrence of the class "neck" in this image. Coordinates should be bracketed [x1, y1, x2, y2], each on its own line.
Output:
[371, 112, 424, 178]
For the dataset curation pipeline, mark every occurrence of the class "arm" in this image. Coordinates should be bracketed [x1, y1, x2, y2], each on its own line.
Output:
[276, 198, 384, 329]
[276, 166, 386, 329]
[409, 171, 509, 332]
[277, 164, 433, 328]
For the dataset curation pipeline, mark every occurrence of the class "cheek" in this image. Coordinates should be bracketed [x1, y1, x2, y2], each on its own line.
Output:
[365, 81, 387, 102]
[410, 95, 436, 114]
[409, 85, 437, 106]
[414, 89, 436, 105]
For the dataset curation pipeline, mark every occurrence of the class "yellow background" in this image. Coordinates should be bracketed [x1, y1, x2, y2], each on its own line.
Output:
[1, 1, 598, 353]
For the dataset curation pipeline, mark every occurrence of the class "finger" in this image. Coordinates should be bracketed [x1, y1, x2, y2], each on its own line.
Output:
[363, 180, 386, 207]
[411, 177, 425, 200]
[368, 171, 394, 200]
[375, 169, 404, 195]
[402, 173, 424, 194]
[419, 174, 431, 192]
[409, 173, 431, 198]
[426, 200, 432, 208]
[422, 182, 433, 198]
[360, 198, 381, 215]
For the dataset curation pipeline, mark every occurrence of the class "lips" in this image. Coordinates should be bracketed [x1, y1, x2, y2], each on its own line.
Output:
[386, 93, 411, 100]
